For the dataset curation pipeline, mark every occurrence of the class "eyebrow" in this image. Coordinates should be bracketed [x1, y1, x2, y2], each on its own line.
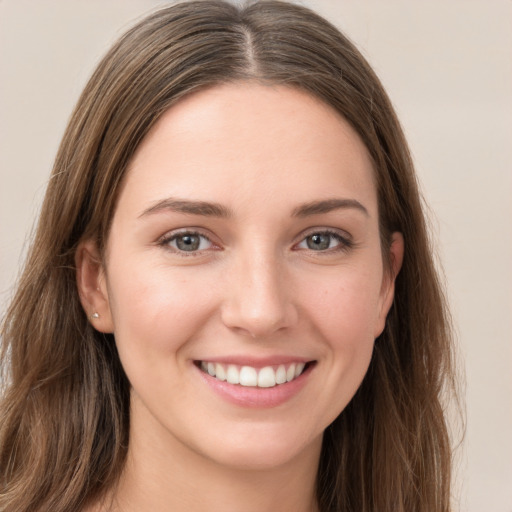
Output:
[139, 196, 368, 219]
[292, 198, 369, 217]
[139, 198, 232, 218]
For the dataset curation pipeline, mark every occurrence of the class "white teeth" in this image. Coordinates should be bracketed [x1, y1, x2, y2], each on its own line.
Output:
[215, 363, 226, 381]
[226, 365, 239, 384]
[295, 362, 305, 377]
[239, 366, 258, 387]
[199, 361, 309, 387]
[258, 366, 276, 388]
[286, 364, 296, 382]
[275, 365, 287, 385]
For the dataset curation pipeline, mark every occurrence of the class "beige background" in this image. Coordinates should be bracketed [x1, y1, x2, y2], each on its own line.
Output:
[1, 1, 511, 510]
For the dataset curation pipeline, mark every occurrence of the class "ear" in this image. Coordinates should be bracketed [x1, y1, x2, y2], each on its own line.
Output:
[75, 239, 114, 333]
[374, 232, 404, 338]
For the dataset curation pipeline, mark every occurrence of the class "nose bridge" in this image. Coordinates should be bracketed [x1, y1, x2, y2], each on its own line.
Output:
[221, 244, 297, 337]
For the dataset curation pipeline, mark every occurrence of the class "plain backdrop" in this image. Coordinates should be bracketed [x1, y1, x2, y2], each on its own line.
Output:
[1, 1, 511, 511]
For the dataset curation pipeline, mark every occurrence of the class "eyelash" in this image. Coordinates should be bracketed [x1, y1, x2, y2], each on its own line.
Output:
[158, 229, 353, 256]
[158, 230, 216, 256]
[295, 229, 353, 253]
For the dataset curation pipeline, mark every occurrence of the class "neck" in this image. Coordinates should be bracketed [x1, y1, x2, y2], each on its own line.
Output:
[107, 400, 321, 512]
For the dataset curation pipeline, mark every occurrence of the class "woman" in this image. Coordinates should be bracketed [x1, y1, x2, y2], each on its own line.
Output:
[0, 1, 456, 511]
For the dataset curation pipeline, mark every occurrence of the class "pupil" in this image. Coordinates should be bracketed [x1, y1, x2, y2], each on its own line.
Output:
[177, 235, 199, 251]
[307, 234, 330, 250]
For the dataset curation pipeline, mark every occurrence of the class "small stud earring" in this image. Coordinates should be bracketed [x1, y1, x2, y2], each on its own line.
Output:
[90, 312, 100, 320]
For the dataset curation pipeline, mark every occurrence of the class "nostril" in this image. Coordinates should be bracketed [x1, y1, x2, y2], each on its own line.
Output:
[220, 298, 299, 339]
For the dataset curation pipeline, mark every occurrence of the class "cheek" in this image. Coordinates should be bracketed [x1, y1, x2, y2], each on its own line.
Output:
[295, 265, 382, 413]
[106, 260, 217, 357]
[300, 265, 383, 342]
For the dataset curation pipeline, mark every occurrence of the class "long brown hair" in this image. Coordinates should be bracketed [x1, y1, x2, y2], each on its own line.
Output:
[0, 1, 458, 510]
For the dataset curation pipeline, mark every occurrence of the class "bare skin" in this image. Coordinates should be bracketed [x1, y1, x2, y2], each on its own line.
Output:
[77, 83, 403, 512]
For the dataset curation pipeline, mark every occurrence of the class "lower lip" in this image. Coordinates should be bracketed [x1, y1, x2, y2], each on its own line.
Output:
[195, 363, 314, 408]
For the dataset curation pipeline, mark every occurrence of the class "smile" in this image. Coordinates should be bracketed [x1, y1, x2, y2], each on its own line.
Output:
[197, 361, 309, 388]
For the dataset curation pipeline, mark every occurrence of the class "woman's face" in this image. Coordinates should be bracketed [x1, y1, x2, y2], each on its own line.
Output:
[81, 83, 402, 471]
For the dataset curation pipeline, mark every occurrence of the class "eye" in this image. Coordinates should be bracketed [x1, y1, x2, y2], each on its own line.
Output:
[296, 230, 351, 252]
[162, 231, 214, 253]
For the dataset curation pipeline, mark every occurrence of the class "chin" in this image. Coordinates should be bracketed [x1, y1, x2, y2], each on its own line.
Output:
[192, 423, 323, 472]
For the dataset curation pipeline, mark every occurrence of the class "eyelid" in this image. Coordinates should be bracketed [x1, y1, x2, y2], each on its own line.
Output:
[157, 228, 220, 255]
[293, 227, 353, 252]
[156, 226, 353, 255]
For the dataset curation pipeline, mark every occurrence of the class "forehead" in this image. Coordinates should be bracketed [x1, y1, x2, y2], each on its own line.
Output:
[120, 83, 377, 218]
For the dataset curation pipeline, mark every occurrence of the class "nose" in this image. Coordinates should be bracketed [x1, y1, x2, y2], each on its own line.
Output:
[220, 251, 299, 338]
